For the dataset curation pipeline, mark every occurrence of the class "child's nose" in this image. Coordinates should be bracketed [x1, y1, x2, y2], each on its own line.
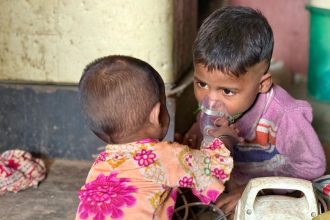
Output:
[207, 90, 221, 101]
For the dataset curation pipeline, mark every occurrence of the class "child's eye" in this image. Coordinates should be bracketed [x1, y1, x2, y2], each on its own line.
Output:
[196, 81, 208, 89]
[222, 88, 235, 96]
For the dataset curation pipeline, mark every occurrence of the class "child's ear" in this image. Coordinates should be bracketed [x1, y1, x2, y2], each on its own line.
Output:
[259, 72, 272, 93]
[149, 102, 161, 126]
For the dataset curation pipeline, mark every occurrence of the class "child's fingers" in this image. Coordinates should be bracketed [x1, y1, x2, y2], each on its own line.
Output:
[208, 126, 234, 137]
[208, 126, 244, 145]
[237, 136, 244, 143]
[174, 133, 183, 143]
[175, 132, 198, 147]
[216, 194, 235, 214]
[183, 134, 199, 148]
[229, 124, 240, 133]
[216, 187, 244, 216]
[229, 124, 236, 129]
[214, 117, 229, 127]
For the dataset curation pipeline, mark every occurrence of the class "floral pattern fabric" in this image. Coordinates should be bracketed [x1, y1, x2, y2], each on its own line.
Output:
[0, 149, 46, 195]
[78, 172, 137, 219]
[76, 138, 233, 220]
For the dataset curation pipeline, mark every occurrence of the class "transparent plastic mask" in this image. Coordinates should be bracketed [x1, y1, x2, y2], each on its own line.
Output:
[199, 96, 230, 147]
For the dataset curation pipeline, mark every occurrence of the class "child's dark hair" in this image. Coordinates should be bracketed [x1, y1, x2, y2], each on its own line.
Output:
[79, 55, 165, 143]
[193, 6, 274, 76]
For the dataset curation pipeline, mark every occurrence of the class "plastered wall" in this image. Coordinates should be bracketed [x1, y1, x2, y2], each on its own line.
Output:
[0, 0, 174, 84]
[229, 0, 309, 75]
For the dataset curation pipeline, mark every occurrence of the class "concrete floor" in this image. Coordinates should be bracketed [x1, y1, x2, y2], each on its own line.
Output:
[0, 159, 92, 220]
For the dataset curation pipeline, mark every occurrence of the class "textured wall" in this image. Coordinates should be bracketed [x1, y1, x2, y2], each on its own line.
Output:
[229, 0, 309, 75]
[0, 0, 174, 84]
[0, 84, 176, 160]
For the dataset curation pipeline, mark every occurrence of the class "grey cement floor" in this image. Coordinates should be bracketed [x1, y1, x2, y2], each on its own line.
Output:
[0, 159, 92, 220]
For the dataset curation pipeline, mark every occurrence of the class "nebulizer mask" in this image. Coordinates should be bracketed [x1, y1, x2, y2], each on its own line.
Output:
[199, 96, 241, 147]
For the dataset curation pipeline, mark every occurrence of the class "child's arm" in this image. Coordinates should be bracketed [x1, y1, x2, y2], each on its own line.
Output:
[165, 124, 241, 204]
[174, 112, 203, 148]
[207, 120, 243, 152]
[163, 139, 232, 204]
[209, 123, 245, 218]
[174, 122, 202, 148]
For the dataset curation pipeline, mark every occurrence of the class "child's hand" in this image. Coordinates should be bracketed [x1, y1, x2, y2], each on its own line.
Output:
[216, 185, 246, 219]
[208, 120, 244, 150]
[174, 122, 202, 149]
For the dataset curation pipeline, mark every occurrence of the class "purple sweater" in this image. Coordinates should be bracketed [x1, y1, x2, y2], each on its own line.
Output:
[233, 84, 326, 185]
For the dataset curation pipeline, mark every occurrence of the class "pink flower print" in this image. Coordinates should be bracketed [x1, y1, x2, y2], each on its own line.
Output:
[212, 168, 228, 180]
[0, 162, 11, 177]
[208, 138, 222, 150]
[134, 149, 156, 167]
[166, 188, 178, 219]
[6, 159, 20, 169]
[216, 154, 225, 162]
[192, 189, 220, 204]
[170, 188, 178, 201]
[184, 154, 193, 167]
[78, 172, 137, 220]
[323, 184, 330, 196]
[167, 205, 174, 219]
[192, 188, 211, 204]
[94, 151, 108, 165]
[136, 138, 159, 144]
[206, 189, 220, 202]
[179, 176, 194, 188]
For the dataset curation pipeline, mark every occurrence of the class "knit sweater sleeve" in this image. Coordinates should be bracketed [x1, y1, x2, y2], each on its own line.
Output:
[275, 105, 326, 180]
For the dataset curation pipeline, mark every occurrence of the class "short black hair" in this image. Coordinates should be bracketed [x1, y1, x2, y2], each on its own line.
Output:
[79, 55, 165, 143]
[193, 6, 274, 76]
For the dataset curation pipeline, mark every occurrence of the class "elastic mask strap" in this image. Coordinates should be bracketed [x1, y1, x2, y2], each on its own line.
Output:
[227, 112, 242, 124]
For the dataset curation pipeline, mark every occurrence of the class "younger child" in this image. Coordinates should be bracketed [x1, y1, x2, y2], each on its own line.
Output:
[179, 5, 326, 216]
[75, 55, 240, 219]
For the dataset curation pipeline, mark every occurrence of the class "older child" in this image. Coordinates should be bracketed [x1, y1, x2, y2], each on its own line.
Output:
[178, 5, 326, 216]
[75, 55, 240, 220]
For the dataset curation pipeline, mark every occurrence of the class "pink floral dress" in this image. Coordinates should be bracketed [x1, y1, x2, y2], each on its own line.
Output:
[75, 138, 233, 220]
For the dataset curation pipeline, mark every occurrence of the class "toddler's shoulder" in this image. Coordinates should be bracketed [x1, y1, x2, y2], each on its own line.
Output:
[272, 84, 312, 112]
[155, 140, 189, 150]
[270, 84, 313, 122]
